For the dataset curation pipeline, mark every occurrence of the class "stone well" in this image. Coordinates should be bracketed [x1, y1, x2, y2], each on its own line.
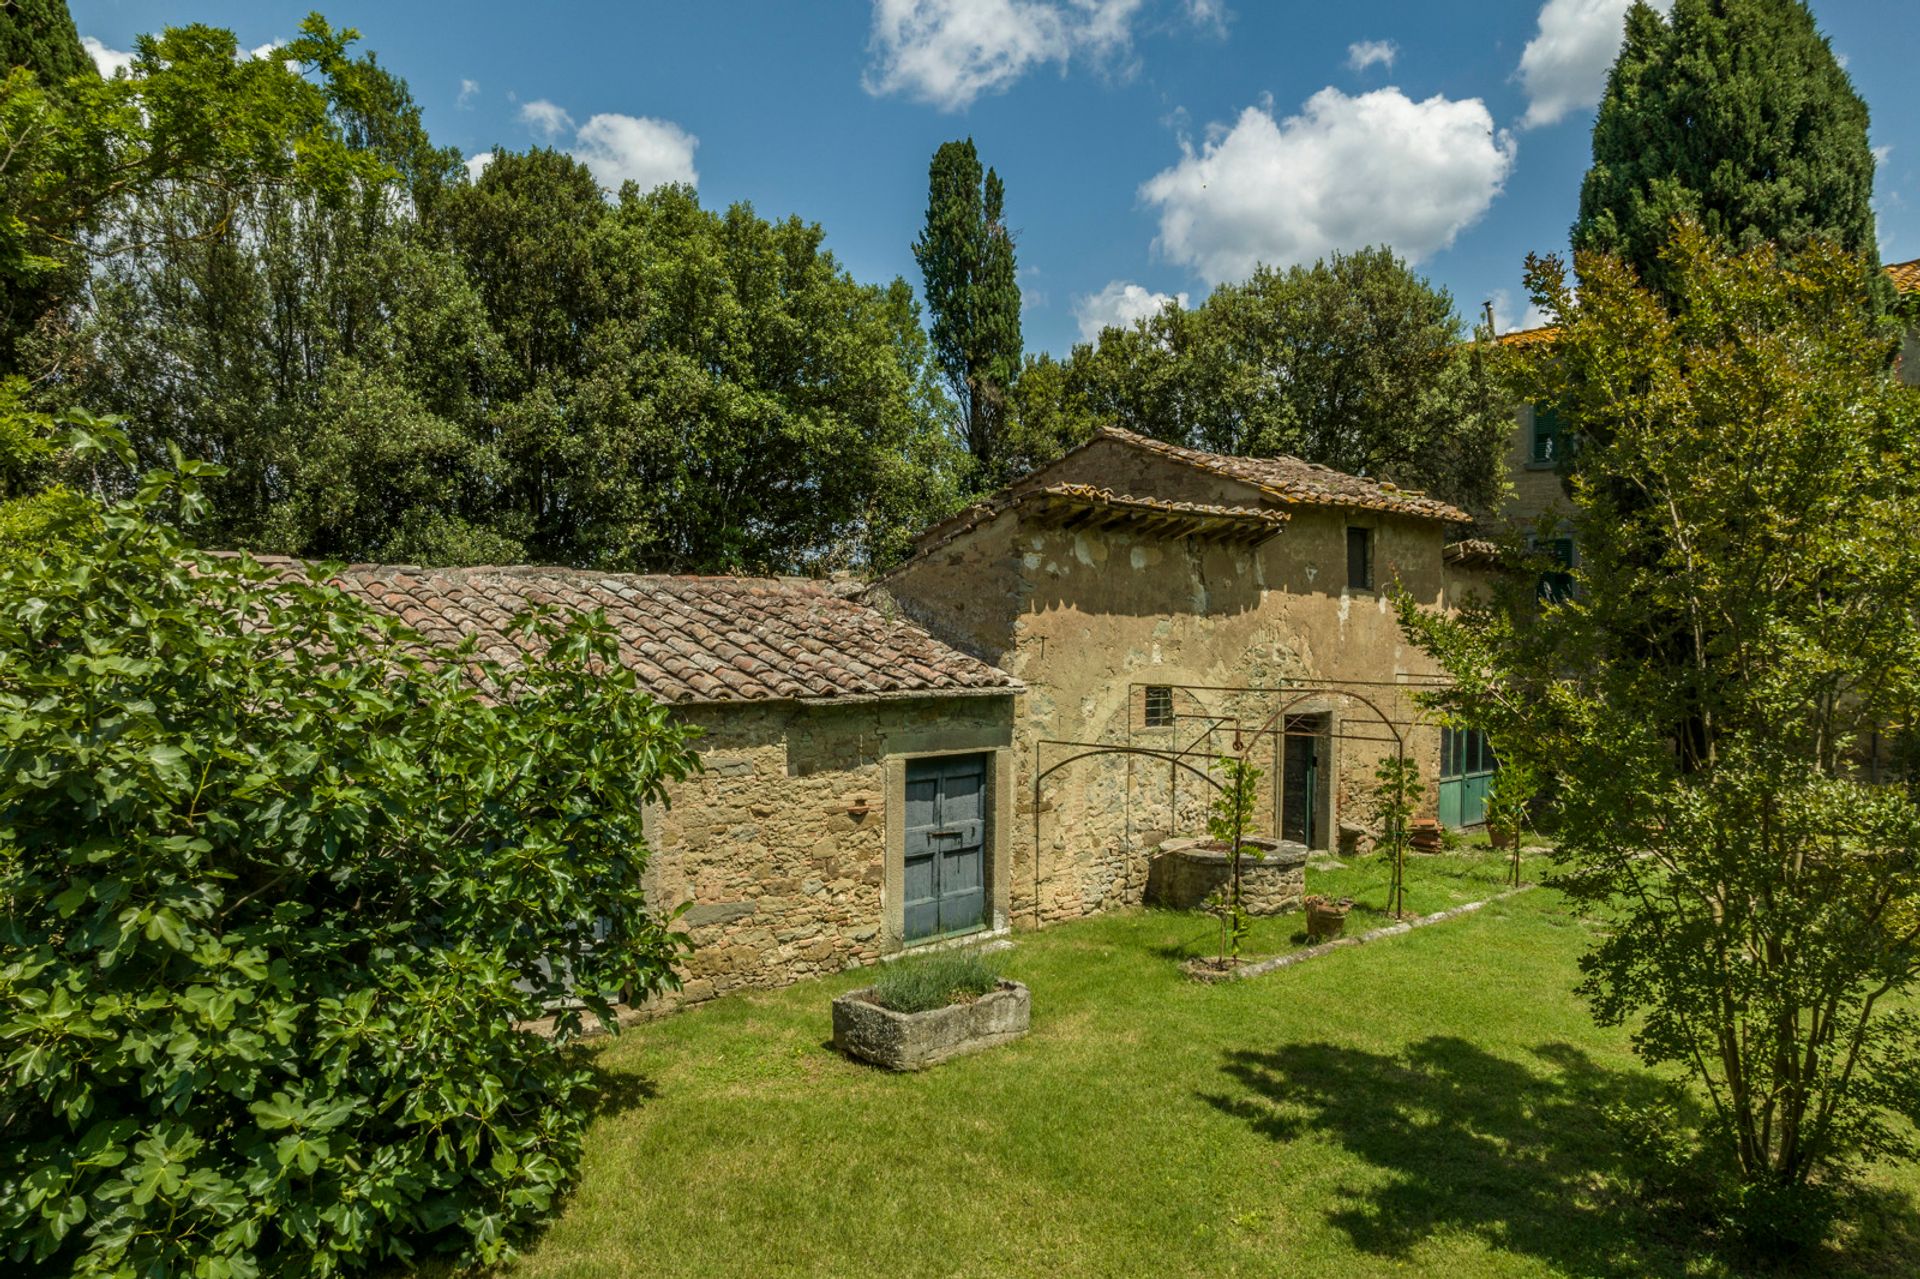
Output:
[1146, 837, 1308, 915]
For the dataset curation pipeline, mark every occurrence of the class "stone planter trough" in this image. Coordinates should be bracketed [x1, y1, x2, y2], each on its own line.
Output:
[1147, 836, 1308, 915]
[832, 979, 1030, 1071]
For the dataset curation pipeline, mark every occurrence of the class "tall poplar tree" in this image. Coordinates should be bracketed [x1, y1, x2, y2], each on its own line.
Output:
[912, 139, 1022, 485]
[1573, 0, 1881, 298]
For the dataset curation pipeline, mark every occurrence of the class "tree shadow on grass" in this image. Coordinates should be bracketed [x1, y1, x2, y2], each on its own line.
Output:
[582, 1057, 659, 1117]
[1203, 1036, 1712, 1279]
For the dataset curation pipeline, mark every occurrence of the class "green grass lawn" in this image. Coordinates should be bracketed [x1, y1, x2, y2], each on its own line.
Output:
[498, 851, 1919, 1279]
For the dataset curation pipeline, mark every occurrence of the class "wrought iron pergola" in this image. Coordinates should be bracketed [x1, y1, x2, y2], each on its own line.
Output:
[1028, 675, 1447, 925]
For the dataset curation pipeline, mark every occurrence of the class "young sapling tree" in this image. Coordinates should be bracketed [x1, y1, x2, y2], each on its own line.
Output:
[1370, 753, 1424, 918]
[1208, 754, 1264, 965]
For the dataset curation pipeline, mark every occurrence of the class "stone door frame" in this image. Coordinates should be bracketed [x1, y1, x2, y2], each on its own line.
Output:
[880, 729, 1015, 953]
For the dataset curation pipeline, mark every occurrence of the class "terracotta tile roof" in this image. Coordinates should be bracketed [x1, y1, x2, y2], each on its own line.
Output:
[1498, 261, 1920, 350]
[1095, 427, 1473, 524]
[234, 558, 1017, 705]
[1494, 324, 1561, 348]
[905, 481, 1290, 562]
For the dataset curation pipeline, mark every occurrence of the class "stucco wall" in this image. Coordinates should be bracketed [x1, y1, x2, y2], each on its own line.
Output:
[879, 449, 1459, 933]
[644, 693, 1015, 1005]
[1443, 560, 1503, 609]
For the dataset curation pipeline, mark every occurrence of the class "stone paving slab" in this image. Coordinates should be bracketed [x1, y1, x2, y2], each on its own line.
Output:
[1225, 884, 1538, 981]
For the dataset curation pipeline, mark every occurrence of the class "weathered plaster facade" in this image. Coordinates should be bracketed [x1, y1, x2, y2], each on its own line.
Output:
[876, 433, 1475, 932]
[644, 693, 1018, 1006]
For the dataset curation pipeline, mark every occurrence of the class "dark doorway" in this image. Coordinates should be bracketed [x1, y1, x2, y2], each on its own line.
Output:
[903, 754, 989, 942]
[1281, 715, 1327, 849]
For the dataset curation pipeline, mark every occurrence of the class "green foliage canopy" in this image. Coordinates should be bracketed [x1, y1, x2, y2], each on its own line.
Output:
[1402, 226, 1920, 1218]
[1575, 0, 1881, 300]
[0, 17, 397, 375]
[450, 165, 963, 571]
[14, 14, 964, 574]
[0, 441, 701, 1273]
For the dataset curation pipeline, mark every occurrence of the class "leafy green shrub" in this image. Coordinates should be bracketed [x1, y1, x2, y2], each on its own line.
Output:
[870, 951, 1002, 1014]
[0, 441, 699, 1275]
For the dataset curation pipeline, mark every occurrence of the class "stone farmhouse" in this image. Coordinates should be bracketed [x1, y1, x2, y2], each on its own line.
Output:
[872, 426, 1489, 927]
[291, 425, 1497, 1004]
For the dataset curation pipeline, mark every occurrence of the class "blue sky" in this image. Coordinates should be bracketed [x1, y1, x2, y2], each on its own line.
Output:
[71, 1, 1920, 355]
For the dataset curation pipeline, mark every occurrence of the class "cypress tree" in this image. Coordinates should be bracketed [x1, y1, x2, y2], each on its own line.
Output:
[913, 139, 1023, 484]
[1, 0, 96, 86]
[1573, 0, 1880, 297]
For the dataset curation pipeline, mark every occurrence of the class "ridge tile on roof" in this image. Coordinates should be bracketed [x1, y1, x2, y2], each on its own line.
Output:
[1094, 427, 1472, 524]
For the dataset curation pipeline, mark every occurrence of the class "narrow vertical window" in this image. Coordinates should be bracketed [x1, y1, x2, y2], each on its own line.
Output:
[1346, 526, 1373, 591]
[1538, 536, 1576, 604]
[1531, 404, 1562, 465]
[1144, 685, 1174, 728]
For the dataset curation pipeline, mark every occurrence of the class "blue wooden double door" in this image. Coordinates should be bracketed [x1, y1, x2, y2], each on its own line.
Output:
[904, 754, 989, 942]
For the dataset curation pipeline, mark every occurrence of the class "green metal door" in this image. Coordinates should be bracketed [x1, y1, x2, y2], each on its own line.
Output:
[1438, 727, 1496, 828]
[903, 755, 988, 942]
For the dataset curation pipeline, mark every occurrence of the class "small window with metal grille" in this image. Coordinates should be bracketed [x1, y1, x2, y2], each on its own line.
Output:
[1144, 685, 1174, 728]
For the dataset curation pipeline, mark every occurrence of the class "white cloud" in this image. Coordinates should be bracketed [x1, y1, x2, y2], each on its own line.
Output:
[571, 114, 699, 192]
[862, 0, 1147, 112]
[1517, 0, 1673, 130]
[1346, 40, 1396, 72]
[464, 151, 494, 182]
[458, 78, 481, 109]
[1074, 280, 1189, 341]
[244, 40, 284, 62]
[1184, 0, 1228, 36]
[81, 36, 135, 78]
[1140, 88, 1517, 285]
[519, 99, 575, 140]
[512, 99, 700, 193]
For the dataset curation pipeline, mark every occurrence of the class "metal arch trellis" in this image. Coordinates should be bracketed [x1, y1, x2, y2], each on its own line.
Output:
[1028, 675, 1444, 927]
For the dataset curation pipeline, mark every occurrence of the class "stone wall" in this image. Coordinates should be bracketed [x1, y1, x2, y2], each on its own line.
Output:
[643, 693, 1015, 1007]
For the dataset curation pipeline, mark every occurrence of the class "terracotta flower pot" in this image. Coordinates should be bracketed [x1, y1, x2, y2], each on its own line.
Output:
[1304, 895, 1354, 943]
